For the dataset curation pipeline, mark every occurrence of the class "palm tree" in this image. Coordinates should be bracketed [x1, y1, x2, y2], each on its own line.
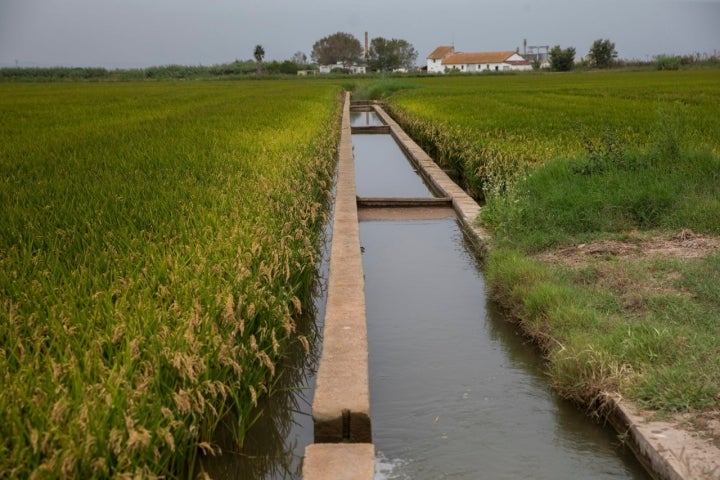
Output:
[254, 45, 265, 74]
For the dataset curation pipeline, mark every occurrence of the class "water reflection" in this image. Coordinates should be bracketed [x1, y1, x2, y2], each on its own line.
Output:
[350, 110, 385, 127]
[352, 134, 435, 198]
[195, 306, 319, 479]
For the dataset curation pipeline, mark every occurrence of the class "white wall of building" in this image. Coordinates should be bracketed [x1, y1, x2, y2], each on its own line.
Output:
[427, 58, 445, 73]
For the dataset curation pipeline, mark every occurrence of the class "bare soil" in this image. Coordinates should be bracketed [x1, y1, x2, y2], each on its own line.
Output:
[533, 229, 720, 266]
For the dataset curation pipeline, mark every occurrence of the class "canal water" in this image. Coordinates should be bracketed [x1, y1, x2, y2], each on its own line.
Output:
[350, 110, 385, 127]
[352, 134, 434, 198]
[354, 129, 649, 479]
[200, 113, 650, 479]
[360, 216, 649, 479]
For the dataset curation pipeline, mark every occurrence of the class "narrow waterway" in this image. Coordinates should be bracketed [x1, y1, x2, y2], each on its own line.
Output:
[353, 126, 650, 479]
[360, 216, 649, 479]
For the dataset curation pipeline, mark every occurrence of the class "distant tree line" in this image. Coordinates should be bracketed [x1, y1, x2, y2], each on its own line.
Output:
[0, 60, 309, 81]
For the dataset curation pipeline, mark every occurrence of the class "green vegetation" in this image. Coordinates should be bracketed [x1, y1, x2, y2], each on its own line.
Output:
[367, 37, 418, 72]
[311, 31, 364, 66]
[483, 128, 720, 250]
[383, 70, 720, 412]
[656, 55, 682, 71]
[587, 38, 618, 69]
[0, 80, 341, 477]
[549, 45, 576, 71]
[385, 70, 720, 198]
[0, 63, 256, 81]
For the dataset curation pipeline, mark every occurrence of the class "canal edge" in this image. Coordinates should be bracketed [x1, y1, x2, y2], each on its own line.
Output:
[371, 102, 720, 480]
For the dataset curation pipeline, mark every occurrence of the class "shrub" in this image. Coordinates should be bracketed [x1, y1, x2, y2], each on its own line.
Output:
[656, 55, 681, 71]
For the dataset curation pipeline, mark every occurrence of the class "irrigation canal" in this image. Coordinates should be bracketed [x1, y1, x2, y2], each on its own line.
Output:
[201, 98, 652, 479]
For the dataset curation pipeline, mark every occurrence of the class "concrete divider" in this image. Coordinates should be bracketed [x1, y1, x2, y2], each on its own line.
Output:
[310, 92, 372, 444]
[303, 444, 375, 480]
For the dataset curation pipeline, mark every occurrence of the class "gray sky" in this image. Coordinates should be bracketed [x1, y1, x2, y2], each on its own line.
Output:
[1, 0, 718, 68]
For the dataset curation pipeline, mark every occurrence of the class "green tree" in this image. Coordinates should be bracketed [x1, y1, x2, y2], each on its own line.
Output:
[588, 39, 617, 68]
[549, 45, 576, 71]
[254, 44, 265, 74]
[367, 37, 418, 72]
[311, 32, 363, 66]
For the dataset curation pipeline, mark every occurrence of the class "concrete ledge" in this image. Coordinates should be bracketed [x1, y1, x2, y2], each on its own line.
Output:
[311, 92, 372, 443]
[303, 443, 375, 480]
[357, 196, 453, 208]
[606, 396, 720, 480]
[351, 125, 390, 134]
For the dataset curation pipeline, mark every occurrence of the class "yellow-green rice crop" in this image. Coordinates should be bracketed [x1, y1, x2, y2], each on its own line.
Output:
[0, 80, 341, 477]
[384, 70, 720, 198]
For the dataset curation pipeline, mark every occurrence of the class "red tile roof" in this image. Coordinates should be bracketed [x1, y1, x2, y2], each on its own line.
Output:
[442, 51, 518, 65]
[427, 46, 455, 60]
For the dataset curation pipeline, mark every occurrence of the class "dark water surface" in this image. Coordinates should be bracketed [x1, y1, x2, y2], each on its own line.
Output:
[352, 134, 435, 198]
[360, 217, 650, 480]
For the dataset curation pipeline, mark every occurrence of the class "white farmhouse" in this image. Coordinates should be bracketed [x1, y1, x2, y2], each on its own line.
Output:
[427, 46, 532, 73]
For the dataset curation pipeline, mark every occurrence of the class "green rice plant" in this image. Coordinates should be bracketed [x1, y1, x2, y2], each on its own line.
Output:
[0, 80, 342, 477]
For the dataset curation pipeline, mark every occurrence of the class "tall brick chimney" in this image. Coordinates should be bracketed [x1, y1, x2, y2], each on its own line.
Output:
[365, 31, 369, 60]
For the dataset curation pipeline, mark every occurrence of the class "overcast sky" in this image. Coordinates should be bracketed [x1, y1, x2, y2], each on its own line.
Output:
[1, 0, 718, 68]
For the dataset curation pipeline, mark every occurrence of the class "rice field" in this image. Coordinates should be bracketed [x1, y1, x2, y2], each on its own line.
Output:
[0, 81, 341, 477]
[385, 70, 720, 198]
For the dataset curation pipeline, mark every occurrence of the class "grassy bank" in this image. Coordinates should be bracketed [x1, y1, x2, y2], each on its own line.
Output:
[482, 145, 720, 411]
[381, 70, 720, 413]
[0, 81, 341, 477]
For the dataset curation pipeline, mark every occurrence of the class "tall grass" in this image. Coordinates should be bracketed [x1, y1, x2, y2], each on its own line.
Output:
[0, 81, 341, 477]
[482, 132, 720, 251]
